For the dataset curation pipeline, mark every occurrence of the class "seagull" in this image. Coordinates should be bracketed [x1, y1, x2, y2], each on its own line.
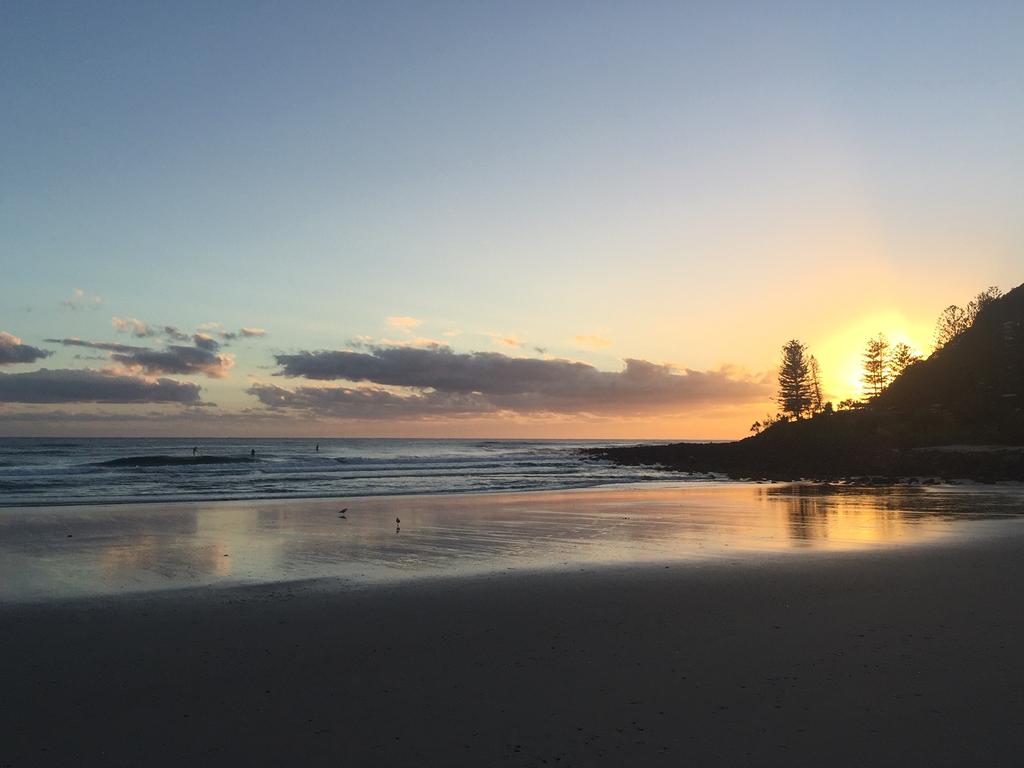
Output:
[337, 507, 348, 520]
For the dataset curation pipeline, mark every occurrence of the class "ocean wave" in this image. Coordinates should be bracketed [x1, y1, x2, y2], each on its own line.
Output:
[94, 455, 257, 468]
[0, 438, 674, 507]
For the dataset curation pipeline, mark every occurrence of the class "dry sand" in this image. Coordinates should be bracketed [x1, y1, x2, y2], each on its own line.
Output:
[3, 533, 1024, 767]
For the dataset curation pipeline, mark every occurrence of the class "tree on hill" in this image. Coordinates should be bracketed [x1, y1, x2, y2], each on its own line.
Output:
[968, 286, 1002, 322]
[777, 340, 813, 419]
[862, 333, 891, 399]
[934, 286, 1002, 350]
[889, 342, 920, 380]
[750, 412, 783, 435]
[808, 355, 824, 413]
[879, 281, 1023, 444]
[934, 305, 969, 350]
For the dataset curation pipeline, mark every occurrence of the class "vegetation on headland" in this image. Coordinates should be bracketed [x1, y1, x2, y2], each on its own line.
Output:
[590, 283, 1024, 482]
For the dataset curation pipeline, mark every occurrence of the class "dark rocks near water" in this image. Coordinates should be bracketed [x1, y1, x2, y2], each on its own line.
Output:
[587, 427, 1024, 483]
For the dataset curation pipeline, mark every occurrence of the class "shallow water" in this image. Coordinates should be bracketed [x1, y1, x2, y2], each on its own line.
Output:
[2, 482, 1023, 602]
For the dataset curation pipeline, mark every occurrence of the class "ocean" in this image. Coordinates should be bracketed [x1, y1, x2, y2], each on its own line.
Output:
[0, 437, 677, 507]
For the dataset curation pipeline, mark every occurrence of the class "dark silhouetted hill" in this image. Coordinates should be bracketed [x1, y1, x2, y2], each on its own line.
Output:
[591, 282, 1024, 481]
[877, 281, 1024, 444]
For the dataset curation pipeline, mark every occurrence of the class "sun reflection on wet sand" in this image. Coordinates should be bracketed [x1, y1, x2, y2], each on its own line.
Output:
[1, 482, 1022, 601]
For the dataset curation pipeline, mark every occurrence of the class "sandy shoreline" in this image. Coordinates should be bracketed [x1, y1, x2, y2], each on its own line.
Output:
[4, 530, 1024, 766]
[7, 482, 1024, 603]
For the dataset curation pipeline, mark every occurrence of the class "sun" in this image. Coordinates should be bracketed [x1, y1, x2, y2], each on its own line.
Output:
[813, 310, 932, 403]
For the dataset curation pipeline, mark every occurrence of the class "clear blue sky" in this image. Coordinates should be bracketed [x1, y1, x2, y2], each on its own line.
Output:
[2, 1, 1021, 436]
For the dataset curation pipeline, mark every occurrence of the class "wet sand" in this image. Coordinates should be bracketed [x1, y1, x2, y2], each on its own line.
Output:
[3, 485, 1024, 765]
[3, 530, 1024, 766]
[4, 482, 1023, 602]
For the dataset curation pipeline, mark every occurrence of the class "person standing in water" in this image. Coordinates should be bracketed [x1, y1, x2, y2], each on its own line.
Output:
[250, 448, 255, 457]
[315, 443, 319, 452]
[192, 446, 198, 456]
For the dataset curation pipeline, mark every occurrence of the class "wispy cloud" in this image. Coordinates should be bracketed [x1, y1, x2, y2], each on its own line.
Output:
[489, 333, 523, 348]
[379, 337, 445, 348]
[386, 316, 423, 331]
[112, 316, 155, 338]
[574, 334, 612, 349]
[61, 288, 103, 311]
[45, 338, 145, 354]
[221, 327, 267, 341]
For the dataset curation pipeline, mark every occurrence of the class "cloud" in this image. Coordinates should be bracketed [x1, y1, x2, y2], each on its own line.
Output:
[574, 334, 613, 349]
[112, 316, 155, 337]
[47, 336, 233, 378]
[193, 333, 219, 351]
[248, 383, 494, 419]
[386, 316, 422, 331]
[61, 288, 103, 311]
[45, 337, 146, 354]
[0, 332, 53, 365]
[111, 320, 191, 342]
[489, 333, 523, 348]
[264, 345, 771, 418]
[0, 369, 202, 404]
[220, 327, 266, 341]
[111, 344, 234, 379]
[379, 337, 445, 348]
[163, 326, 190, 342]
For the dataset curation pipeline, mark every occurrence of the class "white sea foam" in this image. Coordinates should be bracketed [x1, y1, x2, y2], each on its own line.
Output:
[0, 437, 678, 507]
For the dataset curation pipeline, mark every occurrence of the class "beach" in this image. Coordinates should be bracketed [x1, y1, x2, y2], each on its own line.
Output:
[3, 484, 1024, 765]
[5, 535, 1024, 766]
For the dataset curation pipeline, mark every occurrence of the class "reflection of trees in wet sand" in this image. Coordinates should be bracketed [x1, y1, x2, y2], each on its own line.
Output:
[763, 486, 911, 546]
[785, 495, 829, 544]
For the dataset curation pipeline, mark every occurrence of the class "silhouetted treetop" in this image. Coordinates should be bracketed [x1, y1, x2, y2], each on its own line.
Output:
[934, 286, 1003, 350]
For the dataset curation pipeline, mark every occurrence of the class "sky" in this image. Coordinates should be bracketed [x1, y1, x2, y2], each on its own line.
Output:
[1, 1, 1022, 438]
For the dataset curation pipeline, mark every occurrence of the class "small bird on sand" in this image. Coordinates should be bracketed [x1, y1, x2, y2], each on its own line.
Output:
[337, 507, 348, 520]
[395, 516, 401, 532]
